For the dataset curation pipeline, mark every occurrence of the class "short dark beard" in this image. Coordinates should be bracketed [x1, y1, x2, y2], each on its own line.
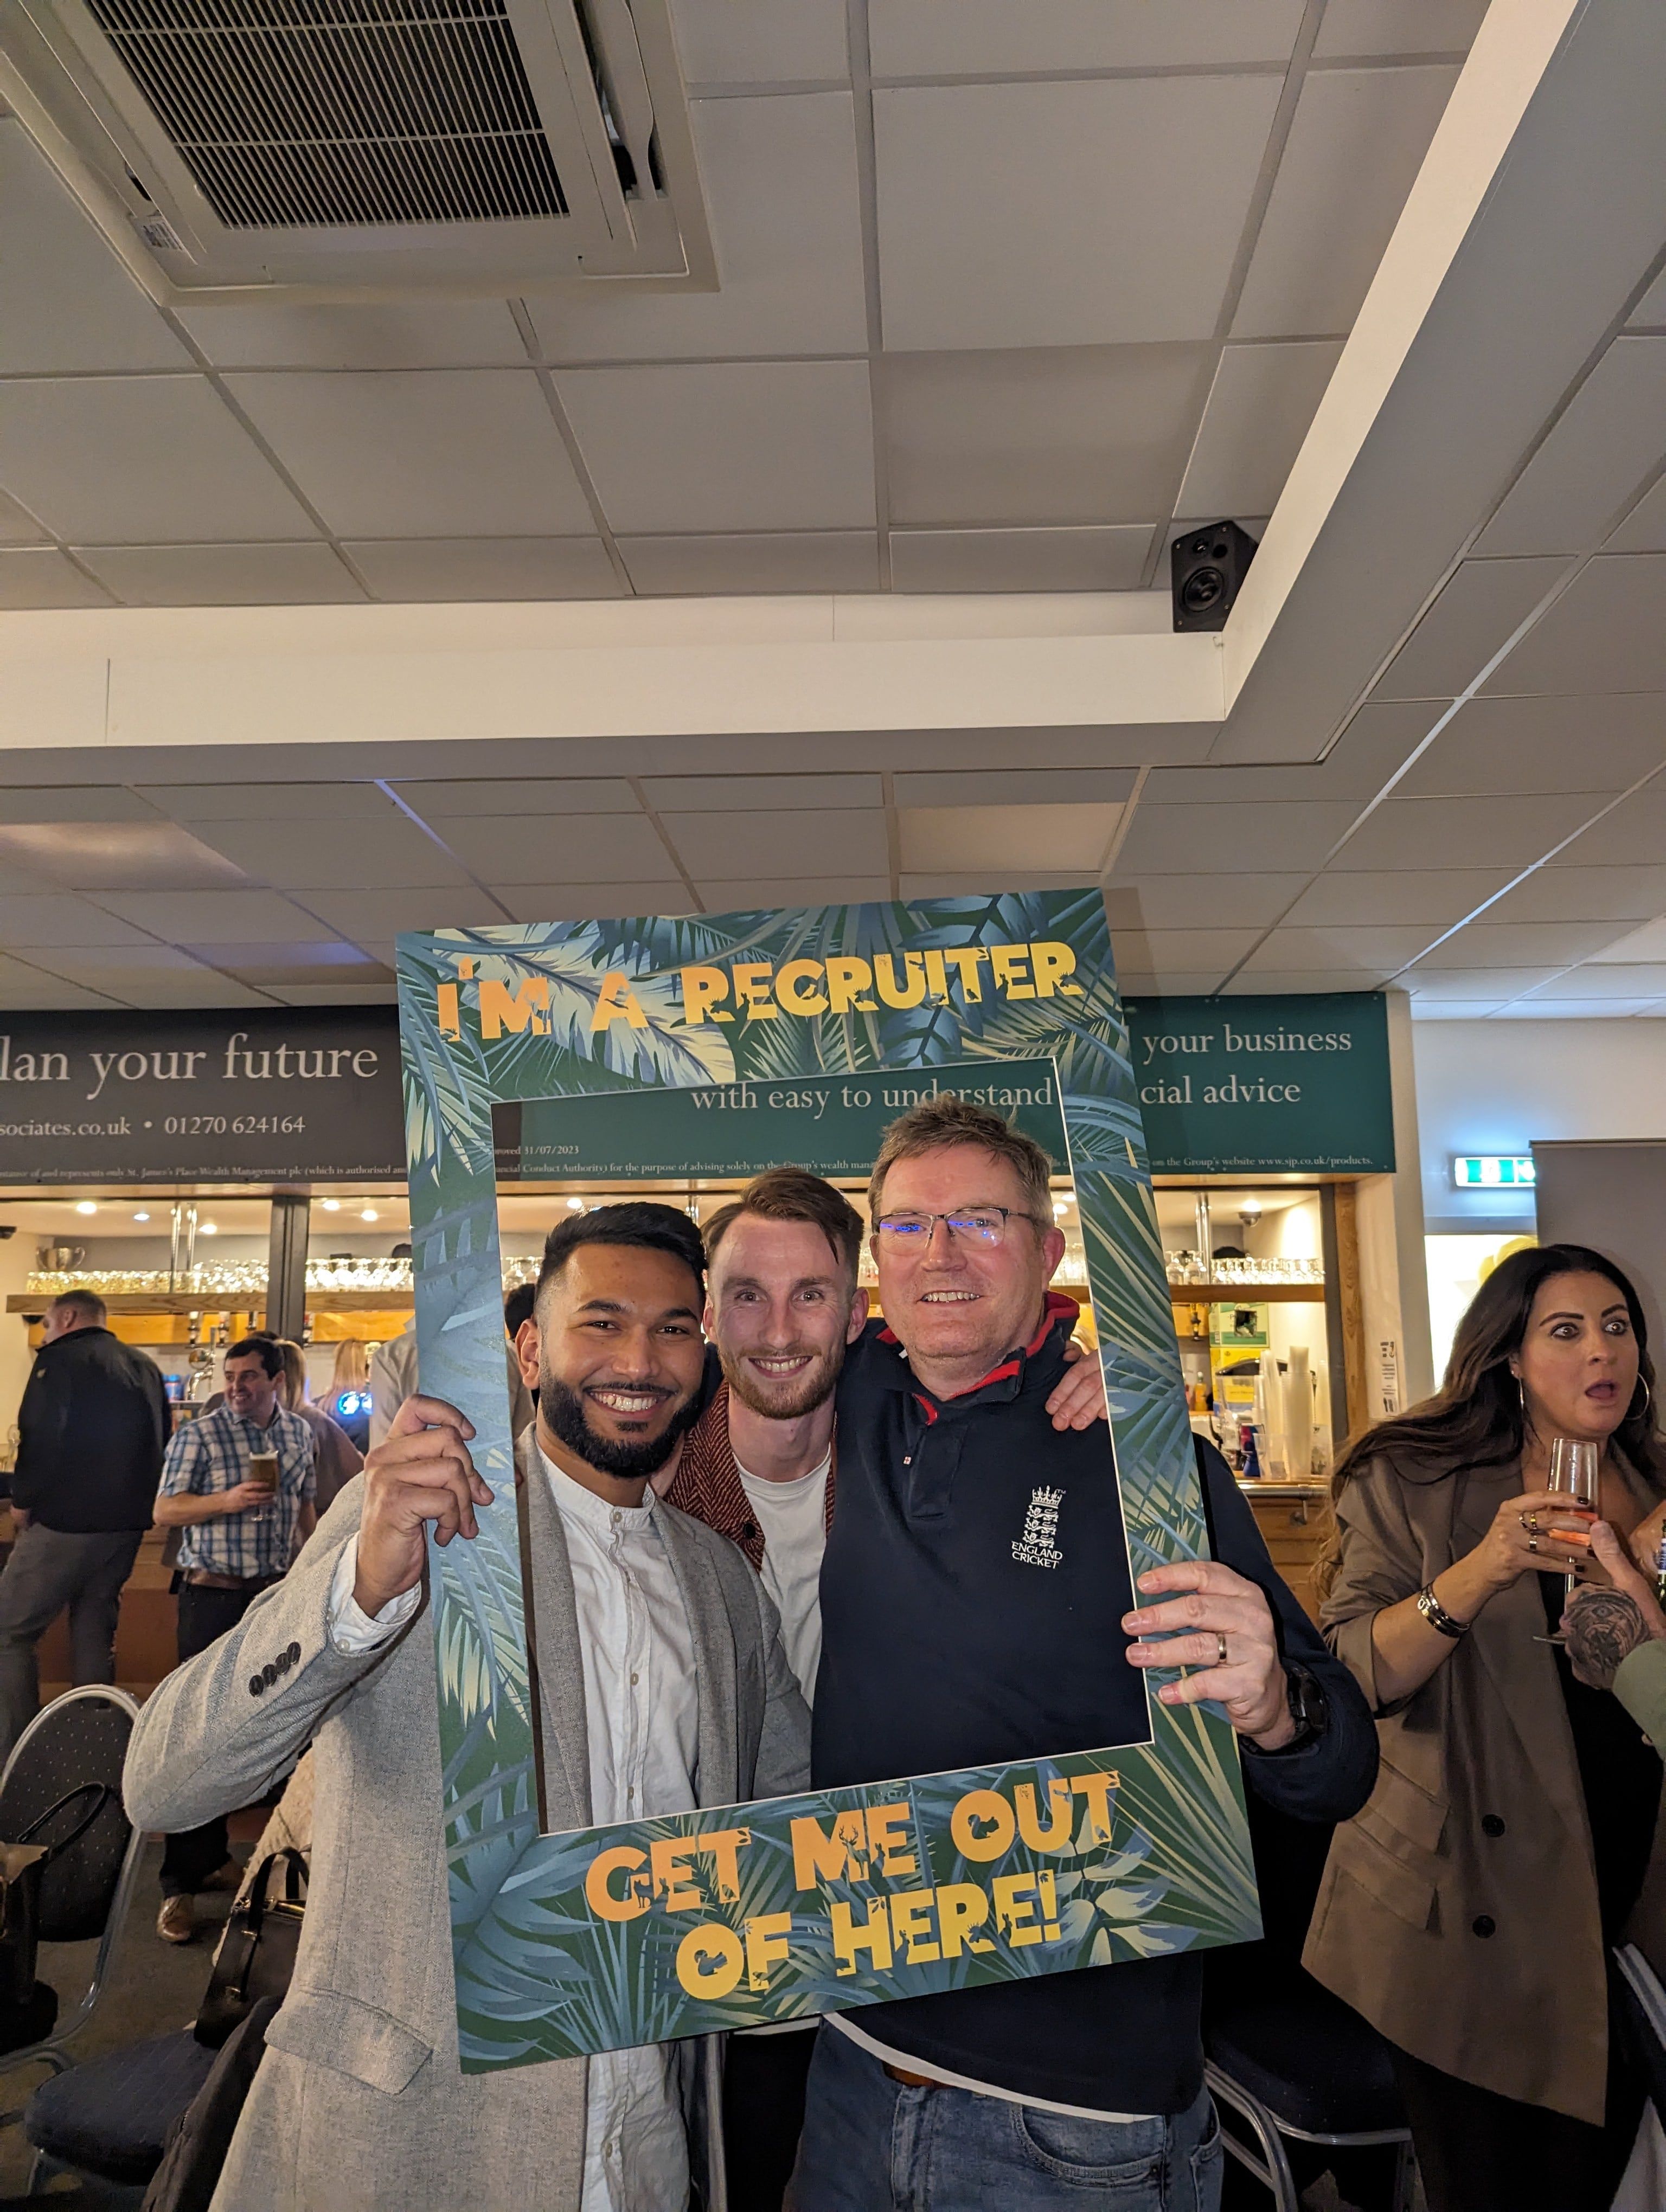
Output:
[539, 1373, 696, 1480]
[720, 1341, 842, 1422]
[1564, 1587, 1650, 1691]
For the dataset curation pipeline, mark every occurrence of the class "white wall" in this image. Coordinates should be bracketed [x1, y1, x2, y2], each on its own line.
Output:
[1413, 1019, 1666, 1232]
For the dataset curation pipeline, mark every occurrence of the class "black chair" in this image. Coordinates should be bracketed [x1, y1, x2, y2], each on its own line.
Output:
[0, 1687, 144, 2092]
[25, 2031, 216, 2192]
[1205, 1964, 1414, 2212]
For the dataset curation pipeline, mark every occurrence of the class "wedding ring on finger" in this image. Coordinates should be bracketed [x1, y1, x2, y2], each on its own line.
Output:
[1528, 1533, 1540, 1554]
[1215, 1632, 1229, 1667]
[1520, 1510, 1541, 1535]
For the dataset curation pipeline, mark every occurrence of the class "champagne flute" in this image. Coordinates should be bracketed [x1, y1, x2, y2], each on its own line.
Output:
[1547, 1435, 1600, 1619]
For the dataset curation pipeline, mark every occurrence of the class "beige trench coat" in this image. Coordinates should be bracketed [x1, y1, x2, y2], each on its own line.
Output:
[1303, 1448, 1666, 2124]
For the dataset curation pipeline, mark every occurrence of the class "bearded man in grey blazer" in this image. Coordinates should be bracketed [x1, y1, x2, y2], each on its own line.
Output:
[125, 1203, 811, 2212]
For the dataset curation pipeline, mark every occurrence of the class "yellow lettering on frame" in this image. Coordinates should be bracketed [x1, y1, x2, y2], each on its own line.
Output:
[941, 947, 988, 1001]
[775, 959, 829, 1016]
[1014, 1780, 1075, 1854]
[591, 971, 650, 1032]
[731, 962, 779, 1020]
[990, 945, 1034, 999]
[889, 1889, 940, 1964]
[681, 966, 731, 1025]
[950, 1788, 1016, 1864]
[1030, 941, 1085, 997]
[584, 1846, 649, 1922]
[436, 983, 461, 1039]
[865, 1803, 918, 1880]
[993, 1873, 1042, 1948]
[791, 1811, 869, 1891]
[698, 1828, 752, 1903]
[873, 952, 926, 1009]
[675, 1923, 745, 2000]
[830, 1896, 893, 1977]
[478, 975, 550, 1040]
[649, 1837, 703, 1913]
[824, 955, 877, 1014]
[936, 1882, 995, 1958]
[745, 1912, 793, 1991]
[1070, 1772, 1118, 1847]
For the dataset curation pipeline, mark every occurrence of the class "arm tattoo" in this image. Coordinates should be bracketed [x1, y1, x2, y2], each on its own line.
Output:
[1564, 1588, 1650, 1690]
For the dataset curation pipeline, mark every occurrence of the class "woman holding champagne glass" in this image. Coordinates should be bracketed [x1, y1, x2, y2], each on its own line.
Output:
[1305, 1243, 1666, 2212]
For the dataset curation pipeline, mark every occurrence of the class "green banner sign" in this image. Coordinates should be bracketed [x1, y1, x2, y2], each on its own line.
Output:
[1124, 993, 1393, 1174]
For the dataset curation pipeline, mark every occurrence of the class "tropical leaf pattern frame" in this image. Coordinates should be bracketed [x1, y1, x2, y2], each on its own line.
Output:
[396, 890, 1260, 2072]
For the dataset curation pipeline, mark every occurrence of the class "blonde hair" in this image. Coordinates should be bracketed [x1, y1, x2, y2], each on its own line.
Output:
[328, 1339, 369, 1395]
[273, 1339, 309, 1411]
[868, 1093, 1053, 1225]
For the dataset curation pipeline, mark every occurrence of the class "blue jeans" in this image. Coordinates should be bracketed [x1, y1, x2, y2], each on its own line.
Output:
[793, 2024, 1222, 2211]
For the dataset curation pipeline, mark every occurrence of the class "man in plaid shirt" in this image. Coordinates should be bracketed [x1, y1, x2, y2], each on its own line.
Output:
[152, 1334, 315, 1944]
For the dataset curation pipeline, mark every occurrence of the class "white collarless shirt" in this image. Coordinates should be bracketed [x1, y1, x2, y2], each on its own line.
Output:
[734, 1445, 830, 1705]
[330, 1442, 701, 2212]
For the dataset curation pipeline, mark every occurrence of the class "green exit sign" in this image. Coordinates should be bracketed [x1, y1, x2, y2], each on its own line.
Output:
[1453, 1155, 1536, 1188]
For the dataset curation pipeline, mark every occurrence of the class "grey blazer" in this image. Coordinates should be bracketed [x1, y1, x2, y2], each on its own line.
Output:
[124, 1465, 812, 2212]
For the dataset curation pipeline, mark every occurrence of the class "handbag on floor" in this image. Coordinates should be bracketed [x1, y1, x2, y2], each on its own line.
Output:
[144, 1996, 281, 2212]
[194, 1847, 307, 2050]
[0, 1782, 113, 2042]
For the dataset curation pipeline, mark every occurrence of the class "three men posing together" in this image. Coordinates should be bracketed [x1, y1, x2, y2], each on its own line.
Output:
[126, 1094, 1375, 2212]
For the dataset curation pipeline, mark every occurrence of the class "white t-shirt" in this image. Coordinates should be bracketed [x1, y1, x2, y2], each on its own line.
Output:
[734, 1447, 830, 1705]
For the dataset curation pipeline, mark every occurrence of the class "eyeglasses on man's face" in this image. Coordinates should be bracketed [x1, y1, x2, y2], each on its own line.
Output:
[873, 1207, 1041, 1249]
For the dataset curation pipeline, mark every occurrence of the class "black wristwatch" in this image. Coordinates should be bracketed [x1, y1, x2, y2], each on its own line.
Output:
[1247, 1663, 1329, 1757]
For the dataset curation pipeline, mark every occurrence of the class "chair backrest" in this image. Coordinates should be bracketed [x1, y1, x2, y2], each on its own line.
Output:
[0, 1688, 137, 1943]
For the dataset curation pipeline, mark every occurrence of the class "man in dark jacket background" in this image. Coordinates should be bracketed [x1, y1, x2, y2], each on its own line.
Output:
[0, 1288, 169, 1757]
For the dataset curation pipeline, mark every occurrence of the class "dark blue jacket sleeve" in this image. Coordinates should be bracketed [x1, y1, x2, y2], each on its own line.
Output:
[1194, 1438, 1378, 1825]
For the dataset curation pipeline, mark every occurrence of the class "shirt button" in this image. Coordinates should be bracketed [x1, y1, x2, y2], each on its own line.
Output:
[1471, 1914, 1496, 1938]
[903, 1456, 912, 1466]
[1481, 1815, 1505, 1838]
[626, 1786, 635, 1799]
[630, 1673, 639, 1686]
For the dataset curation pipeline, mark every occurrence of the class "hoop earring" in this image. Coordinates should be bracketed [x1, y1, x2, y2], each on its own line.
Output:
[1631, 1374, 1654, 1423]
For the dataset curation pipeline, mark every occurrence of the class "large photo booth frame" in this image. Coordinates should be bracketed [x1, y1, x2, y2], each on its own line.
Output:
[395, 890, 1260, 2072]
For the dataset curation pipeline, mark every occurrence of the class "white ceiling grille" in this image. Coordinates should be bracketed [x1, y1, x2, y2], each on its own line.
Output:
[84, 0, 572, 229]
[0, 0, 712, 295]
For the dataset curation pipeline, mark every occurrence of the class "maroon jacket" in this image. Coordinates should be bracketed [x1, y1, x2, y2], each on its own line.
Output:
[665, 1380, 836, 1572]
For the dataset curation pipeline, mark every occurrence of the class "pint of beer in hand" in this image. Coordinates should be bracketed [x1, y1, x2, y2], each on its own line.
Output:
[248, 1449, 279, 1520]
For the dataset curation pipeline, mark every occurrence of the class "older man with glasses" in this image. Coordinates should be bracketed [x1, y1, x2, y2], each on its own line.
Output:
[798, 1094, 1377, 2212]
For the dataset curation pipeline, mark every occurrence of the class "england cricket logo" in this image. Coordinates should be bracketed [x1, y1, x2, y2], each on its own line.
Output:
[1012, 1485, 1065, 1570]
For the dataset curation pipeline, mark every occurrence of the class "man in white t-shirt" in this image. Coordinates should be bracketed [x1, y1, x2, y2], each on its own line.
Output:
[665, 1167, 1107, 2212]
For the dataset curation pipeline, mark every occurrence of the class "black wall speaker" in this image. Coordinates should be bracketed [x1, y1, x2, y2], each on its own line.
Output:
[1171, 521, 1259, 632]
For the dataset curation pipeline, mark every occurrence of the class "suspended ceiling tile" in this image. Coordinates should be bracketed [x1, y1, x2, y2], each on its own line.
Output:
[0, 490, 47, 546]
[1233, 65, 1462, 339]
[0, 956, 114, 1008]
[1112, 926, 1261, 972]
[1629, 265, 1666, 329]
[1402, 967, 1562, 1000]
[667, 808, 888, 877]
[396, 779, 639, 817]
[555, 362, 876, 533]
[140, 781, 403, 822]
[533, 97, 867, 362]
[1372, 557, 1573, 700]
[0, 122, 190, 376]
[1415, 920, 1624, 968]
[889, 528, 1154, 594]
[296, 888, 509, 938]
[1480, 556, 1666, 697]
[1476, 339, 1666, 556]
[268, 983, 400, 1004]
[175, 301, 529, 371]
[869, 0, 1304, 73]
[1334, 793, 1611, 871]
[619, 533, 879, 596]
[895, 769, 1136, 807]
[1586, 917, 1666, 962]
[0, 378, 314, 544]
[345, 538, 620, 602]
[1406, 1000, 1513, 1018]
[883, 345, 1208, 529]
[902, 871, 1102, 901]
[1237, 925, 1438, 974]
[0, 824, 249, 892]
[696, 878, 891, 909]
[0, 896, 157, 949]
[226, 371, 596, 538]
[1175, 342, 1345, 519]
[1115, 801, 1358, 874]
[900, 801, 1122, 873]
[493, 883, 692, 921]
[1111, 873, 1309, 930]
[1518, 963, 1666, 998]
[0, 789, 163, 825]
[180, 942, 390, 983]
[643, 775, 882, 810]
[669, 0, 848, 83]
[1504, 996, 1657, 1017]
[1543, 786, 1666, 868]
[1150, 700, 1439, 803]
[1313, 0, 1490, 55]
[1606, 474, 1666, 553]
[444, 813, 670, 881]
[76, 543, 363, 607]
[22, 943, 252, 989]
[188, 816, 473, 891]
[874, 75, 1282, 351]
[0, 550, 112, 609]
[1283, 869, 1512, 927]
[1484, 865, 1666, 924]
[1399, 693, 1666, 799]
[91, 889, 337, 940]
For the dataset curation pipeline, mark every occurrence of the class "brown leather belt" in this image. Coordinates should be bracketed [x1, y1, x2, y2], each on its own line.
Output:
[182, 1571, 281, 1593]
[883, 2065, 938, 2089]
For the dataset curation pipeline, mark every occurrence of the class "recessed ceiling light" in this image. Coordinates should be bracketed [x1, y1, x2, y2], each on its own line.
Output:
[74, 1201, 97, 1216]
[322, 1199, 341, 1213]
[566, 1197, 585, 1211]
[133, 1211, 150, 1223]
[200, 1221, 219, 1236]
[361, 1208, 378, 1223]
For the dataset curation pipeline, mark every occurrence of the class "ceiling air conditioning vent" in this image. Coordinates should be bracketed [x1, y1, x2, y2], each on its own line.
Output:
[0, 0, 713, 298]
